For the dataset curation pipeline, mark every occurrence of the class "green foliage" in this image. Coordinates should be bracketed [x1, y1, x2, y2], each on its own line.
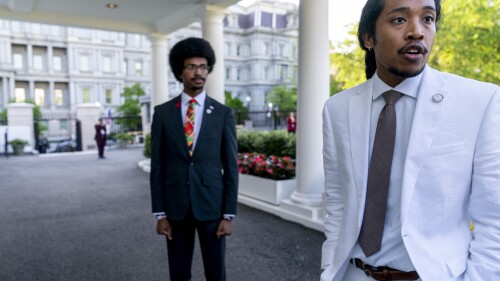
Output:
[116, 83, 144, 131]
[0, 109, 6, 123]
[143, 133, 151, 158]
[114, 132, 134, 142]
[225, 91, 248, 124]
[266, 85, 297, 112]
[237, 130, 296, 158]
[9, 138, 29, 146]
[330, 25, 366, 92]
[429, 0, 500, 84]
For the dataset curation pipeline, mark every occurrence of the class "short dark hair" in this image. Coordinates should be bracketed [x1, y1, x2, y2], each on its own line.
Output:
[357, 0, 442, 79]
[169, 37, 216, 82]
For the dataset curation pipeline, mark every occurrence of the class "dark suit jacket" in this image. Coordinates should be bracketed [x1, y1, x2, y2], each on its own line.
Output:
[150, 95, 238, 221]
[94, 124, 106, 146]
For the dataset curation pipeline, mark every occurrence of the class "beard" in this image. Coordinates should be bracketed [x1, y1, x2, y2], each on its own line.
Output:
[387, 65, 425, 79]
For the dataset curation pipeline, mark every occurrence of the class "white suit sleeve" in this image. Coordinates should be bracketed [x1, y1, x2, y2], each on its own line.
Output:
[466, 86, 500, 280]
[321, 102, 345, 271]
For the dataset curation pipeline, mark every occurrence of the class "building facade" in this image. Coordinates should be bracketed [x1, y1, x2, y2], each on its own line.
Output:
[0, 0, 298, 120]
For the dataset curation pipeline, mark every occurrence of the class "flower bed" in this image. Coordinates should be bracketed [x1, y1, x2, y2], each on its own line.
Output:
[238, 152, 295, 180]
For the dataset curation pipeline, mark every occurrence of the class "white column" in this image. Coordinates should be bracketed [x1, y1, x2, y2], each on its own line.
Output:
[7, 102, 35, 151]
[150, 33, 168, 109]
[75, 103, 101, 151]
[281, 0, 329, 220]
[48, 81, 55, 110]
[203, 5, 225, 104]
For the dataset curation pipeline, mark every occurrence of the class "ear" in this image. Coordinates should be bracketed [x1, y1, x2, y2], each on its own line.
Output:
[362, 33, 375, 50]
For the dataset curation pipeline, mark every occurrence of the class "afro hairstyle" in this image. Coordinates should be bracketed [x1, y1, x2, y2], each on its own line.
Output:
[169, 37, 216, 82]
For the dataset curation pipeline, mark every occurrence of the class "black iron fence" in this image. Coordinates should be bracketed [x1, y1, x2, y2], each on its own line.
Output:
[102, 115, 143, 144]
[35, 113, 82, 153]
[234, 110, 290, 131]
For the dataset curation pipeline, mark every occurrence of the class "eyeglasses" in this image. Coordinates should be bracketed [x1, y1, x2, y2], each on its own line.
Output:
[183, 64, 209, 72]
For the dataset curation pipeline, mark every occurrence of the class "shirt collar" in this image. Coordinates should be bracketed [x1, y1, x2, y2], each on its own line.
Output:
[372, 67, 424, 101]
[181, 91, 206, 107]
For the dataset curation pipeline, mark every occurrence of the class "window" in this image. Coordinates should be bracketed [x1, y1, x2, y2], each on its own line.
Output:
[80, 55, 90, 71]
[59, 120, 68, 131]
[105, 89, 112, 104]
[35, 88, 45, 106]
[263, 42, 271, 56]
[82, 88, 90, 103]
[280, 64, 288, 80]
[103, 56, 112, 72]
[53, 56, 62, 71]
[13, 53, 23, 69]
[135, 61, 142, 76]
[54, 89, 64, 106]
[33, 55, 43, 70]
[226, 67, 231, 80]
[31, 23, 41, 34]
[123, 60, 128, 75]
[14, 88, 25, 102]
[50, 26, 60, 36]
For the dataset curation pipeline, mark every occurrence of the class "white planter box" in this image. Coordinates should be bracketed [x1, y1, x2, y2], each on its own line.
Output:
[238, 174, 296, 205]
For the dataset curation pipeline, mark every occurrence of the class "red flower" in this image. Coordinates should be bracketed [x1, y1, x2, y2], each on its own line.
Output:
[175, 101, 181, 108]
[238, 152, 295, 180]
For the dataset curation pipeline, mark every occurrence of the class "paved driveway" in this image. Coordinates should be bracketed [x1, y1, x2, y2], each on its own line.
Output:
[0, 148, 324, 281]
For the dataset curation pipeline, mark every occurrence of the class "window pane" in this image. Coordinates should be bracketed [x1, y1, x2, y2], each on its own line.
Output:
[13, 54, 23, 69]
[53, 56, 62, 71]
[54, 89, 64, 106]
[82, 88, 90, 103]
[80, 55, 89, 71]
[35, 88, 45, 106]
[106, 89, 112, 104]
[135, 61, 142, 76]
[103, 57, 111, 72]
[15, 88, 25, 102]
[33, 55, 43, 70]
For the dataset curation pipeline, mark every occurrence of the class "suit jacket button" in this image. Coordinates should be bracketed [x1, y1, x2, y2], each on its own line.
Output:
[190, 163, 194, 166]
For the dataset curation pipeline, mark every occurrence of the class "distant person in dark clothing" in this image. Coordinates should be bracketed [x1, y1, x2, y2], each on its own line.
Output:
[286, 112, 296, 133]
[94, 118, 107, 159]
[38, 136, 49, 154]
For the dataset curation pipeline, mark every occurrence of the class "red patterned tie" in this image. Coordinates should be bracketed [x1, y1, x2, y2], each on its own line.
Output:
[184, 98, 196, 156]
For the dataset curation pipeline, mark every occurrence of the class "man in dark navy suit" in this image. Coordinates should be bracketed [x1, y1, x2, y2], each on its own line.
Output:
[150, 37, 238, 281]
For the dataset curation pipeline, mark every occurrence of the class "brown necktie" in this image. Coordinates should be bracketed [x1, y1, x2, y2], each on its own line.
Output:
[359, 90, 403, 257]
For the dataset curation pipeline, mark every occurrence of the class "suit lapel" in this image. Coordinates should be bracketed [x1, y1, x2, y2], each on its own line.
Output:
[170, 95, 190, 158]
[192, 96, 215, 158]
[349, 80, 373, 226]
[401, 66, 448, 223]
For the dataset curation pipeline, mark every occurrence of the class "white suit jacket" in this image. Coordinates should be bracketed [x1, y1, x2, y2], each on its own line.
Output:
[321, 66, 500, 281]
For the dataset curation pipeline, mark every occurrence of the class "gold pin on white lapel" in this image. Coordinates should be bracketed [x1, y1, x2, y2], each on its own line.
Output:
[432, 94, 444, 103]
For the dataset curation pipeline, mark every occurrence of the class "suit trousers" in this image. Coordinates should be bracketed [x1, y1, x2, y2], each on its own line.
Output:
[343, 262, 422, 281]
[166, 208, 226, 281]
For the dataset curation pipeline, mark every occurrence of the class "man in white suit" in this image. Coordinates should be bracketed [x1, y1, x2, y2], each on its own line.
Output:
[321, 0, 500, 280]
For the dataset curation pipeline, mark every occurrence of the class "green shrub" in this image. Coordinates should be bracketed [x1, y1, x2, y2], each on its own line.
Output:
[237, 130, 295, 158]
[9, 139, 29, 146]
[143, 133, 151, 158]
[115, 132, 134, 142]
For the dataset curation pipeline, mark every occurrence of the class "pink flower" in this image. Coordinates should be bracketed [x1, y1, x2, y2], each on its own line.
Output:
[175, 102, 181, 108]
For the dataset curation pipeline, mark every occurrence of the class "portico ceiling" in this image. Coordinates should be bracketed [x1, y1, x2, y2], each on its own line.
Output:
[0, 0, 240, 34]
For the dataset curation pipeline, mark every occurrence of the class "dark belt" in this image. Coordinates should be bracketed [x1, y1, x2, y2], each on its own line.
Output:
[350, 258, 419, 281]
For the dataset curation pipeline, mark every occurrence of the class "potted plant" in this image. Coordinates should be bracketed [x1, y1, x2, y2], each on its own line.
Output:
[9, 138, 29, 155]
[115, 132, 134, 149]
[237, 152, 296, 205]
